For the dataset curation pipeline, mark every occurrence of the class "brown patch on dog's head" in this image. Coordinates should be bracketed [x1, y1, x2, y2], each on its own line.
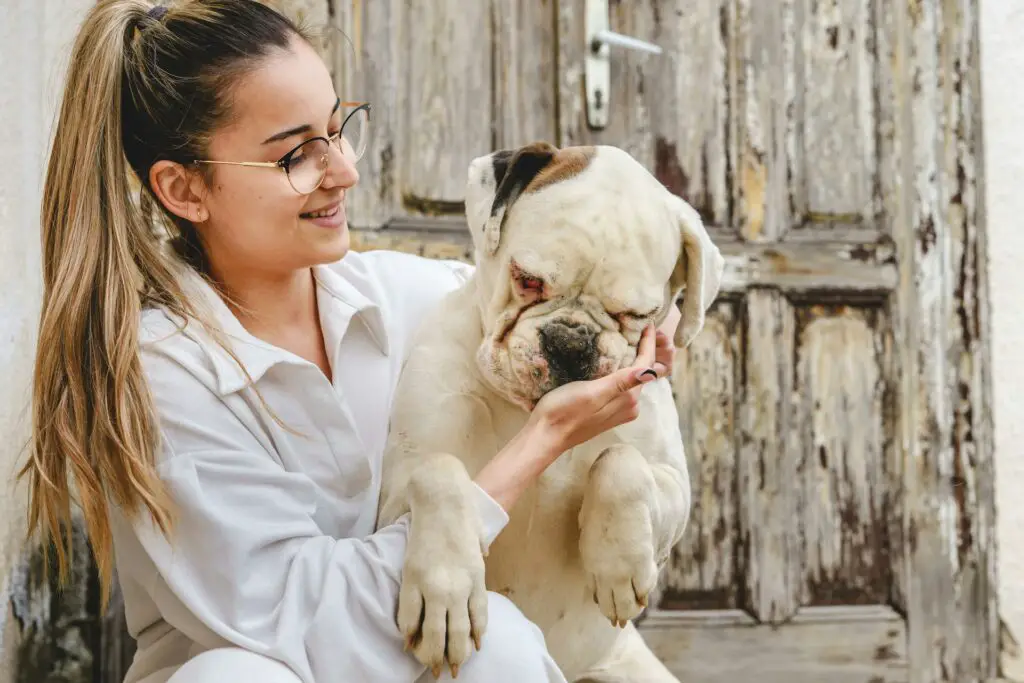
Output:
[482, 142, 596, 255]
[524, 146, 596, 194]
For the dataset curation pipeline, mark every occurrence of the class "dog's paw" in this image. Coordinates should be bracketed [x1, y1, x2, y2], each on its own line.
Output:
[398, 516, 488, 678]
[578, 445, 659, 627]
[579, 497, 659, 626]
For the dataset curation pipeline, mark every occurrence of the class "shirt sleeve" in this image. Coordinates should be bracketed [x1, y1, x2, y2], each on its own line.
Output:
[437, 258, 476, 285]
[129, 347, 508, 683]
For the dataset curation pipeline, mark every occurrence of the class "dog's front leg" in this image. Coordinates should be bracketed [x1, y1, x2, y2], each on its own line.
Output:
[378, 446, 490, 679]
[578, 443, 690, 626]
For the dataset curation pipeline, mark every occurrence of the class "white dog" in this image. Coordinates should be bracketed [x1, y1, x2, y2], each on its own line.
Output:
[376, 142, 725, 682]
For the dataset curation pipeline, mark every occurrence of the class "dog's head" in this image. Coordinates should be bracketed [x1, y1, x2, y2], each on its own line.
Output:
[464, 141, 725, 409]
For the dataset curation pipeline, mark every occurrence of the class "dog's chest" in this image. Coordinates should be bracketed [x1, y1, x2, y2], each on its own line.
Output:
[483, 432, 611, 587]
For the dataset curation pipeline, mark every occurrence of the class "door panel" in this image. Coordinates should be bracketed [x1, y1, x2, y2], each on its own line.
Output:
[556, 0, 732, 228]
[550, 1, 996, 682]
[493, 1, 560, 150]
[342, 0, 560, 256]
[330, 0, 494, 231]
[660, 301, 740, 611]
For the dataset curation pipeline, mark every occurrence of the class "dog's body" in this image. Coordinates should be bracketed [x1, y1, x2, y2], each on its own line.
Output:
[376, 143, 724, 682]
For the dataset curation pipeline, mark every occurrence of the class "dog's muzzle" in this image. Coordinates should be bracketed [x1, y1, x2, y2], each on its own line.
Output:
[538, 319, 600, 386]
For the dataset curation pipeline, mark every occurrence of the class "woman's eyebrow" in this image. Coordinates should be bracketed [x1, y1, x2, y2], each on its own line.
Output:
[262, 97, 342, 145]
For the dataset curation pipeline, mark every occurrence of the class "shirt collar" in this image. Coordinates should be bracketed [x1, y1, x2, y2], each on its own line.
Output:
[161, 263, 389, 396]
[312, 263, 390, 357]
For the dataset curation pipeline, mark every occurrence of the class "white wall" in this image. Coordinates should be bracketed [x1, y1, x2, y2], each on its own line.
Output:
[981, 2, 1024, 680]
[0, 1, 92, 680]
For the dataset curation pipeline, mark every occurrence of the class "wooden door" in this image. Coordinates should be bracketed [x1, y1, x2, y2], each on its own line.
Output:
[345, 1, 999, 682]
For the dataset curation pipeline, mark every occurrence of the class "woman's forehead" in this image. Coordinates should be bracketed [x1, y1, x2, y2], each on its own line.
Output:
[218, 37, 338, 147]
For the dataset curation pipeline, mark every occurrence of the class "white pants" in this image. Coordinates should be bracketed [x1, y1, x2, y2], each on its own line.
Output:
[164, 592, 567, 683]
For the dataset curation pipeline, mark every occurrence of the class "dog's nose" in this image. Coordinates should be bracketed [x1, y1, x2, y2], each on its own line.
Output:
[538, 320, 599, 385]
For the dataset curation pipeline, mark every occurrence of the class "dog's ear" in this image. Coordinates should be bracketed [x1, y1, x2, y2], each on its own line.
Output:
[668, 195, 726, 347]
[482, 141, 558, 255]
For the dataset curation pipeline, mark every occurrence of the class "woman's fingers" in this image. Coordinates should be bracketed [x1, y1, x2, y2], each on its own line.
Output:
[589, 386, 642, 433]
[652, 329, 675, 378]
[633, 325, 657, 369]
[587, 326, 660, 405]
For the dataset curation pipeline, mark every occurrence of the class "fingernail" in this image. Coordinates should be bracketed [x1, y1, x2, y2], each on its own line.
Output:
[637, 368, 658, 382]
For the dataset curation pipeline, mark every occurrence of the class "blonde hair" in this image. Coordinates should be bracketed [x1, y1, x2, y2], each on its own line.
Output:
[19, 0, 307, 606]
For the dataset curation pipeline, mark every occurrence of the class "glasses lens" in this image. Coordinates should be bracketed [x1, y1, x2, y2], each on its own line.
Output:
[285, 138, 329, 194]
[338, 106, 369, 162]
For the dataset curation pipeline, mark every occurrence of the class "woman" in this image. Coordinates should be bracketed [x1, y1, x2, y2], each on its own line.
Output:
[21, 1, 678, 682]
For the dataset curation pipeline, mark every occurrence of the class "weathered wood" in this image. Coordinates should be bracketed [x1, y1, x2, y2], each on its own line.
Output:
[399, 1, 492, 217]
[554, 0, 731, 223]
[324, 1, 500, 229]
[492, 0, 558, 149]
[793, 0, 877, 224]
[880, 0, 998, 679]
[731, 0, 792, 242]
[716, 236, 898, 296]
[794, 305, 892, 606]
[954, 0, 1000, 674]
[11, 516, 97, 683]
[327, 0, 403, 230]
[662, 301, 741, 611]
[555, 0, 654, 154]
[353, 222, 899, 295]
[349, 226, 474, 263]
[637, 605, 908, 683]
[738, 289, 799, 624]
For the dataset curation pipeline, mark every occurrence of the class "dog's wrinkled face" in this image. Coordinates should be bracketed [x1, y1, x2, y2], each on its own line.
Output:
[464, 142, 724, 410]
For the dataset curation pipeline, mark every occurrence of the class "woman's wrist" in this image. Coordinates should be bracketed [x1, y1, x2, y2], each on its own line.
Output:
[473, 415, 564, 513]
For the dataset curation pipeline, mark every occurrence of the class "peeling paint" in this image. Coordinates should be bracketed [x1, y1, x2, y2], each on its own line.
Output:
[739, 147, 767, 240]
[654, 137, 691, 202]
[11, 520, 97, 683]
[400, 192, 466, 217]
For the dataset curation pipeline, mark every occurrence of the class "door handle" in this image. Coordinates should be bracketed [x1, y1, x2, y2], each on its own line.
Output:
[585, 0, 663, 130]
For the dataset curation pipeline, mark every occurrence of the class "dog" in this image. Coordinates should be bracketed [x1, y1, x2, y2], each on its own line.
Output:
[376, 141, 725, 682]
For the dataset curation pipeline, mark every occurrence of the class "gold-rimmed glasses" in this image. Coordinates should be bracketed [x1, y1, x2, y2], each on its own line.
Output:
[192, 101, 370, 195]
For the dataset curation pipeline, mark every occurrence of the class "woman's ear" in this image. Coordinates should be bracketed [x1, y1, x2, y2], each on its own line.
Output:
[149, 160, 209, 223]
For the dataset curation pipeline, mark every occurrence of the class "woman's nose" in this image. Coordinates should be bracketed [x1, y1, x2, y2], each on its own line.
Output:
[321, 139, 359, 190]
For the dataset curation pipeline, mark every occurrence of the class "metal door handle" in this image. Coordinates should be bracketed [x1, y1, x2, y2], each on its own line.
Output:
[590, 29, 664, 56]
[585, 0, 664, 129]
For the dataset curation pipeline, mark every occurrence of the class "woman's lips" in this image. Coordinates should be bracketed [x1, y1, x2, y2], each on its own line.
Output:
[300, 200, 345, 228]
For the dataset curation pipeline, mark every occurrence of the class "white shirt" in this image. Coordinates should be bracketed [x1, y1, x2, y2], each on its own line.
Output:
[112, 250, 510, 683]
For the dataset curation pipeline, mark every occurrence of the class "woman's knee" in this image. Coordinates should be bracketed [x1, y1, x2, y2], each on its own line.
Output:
[166, 647, 302, 683]
[446, 591, 566, 683]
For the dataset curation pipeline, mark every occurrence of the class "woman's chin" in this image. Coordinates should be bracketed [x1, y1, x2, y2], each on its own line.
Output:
[313, 223, 351, 263]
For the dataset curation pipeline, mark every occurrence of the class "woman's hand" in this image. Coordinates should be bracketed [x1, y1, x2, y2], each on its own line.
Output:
[474, 324, 669, 513]
[530, 324, 662, 454]
[653, 303, 680, 378]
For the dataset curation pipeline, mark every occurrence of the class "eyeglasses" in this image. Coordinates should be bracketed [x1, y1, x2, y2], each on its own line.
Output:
[192, 102, 370, 195]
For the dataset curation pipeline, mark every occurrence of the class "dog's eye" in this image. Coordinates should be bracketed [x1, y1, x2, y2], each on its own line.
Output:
[615, 309, 657, 323]
[510, 260, 545, 297]
[519, 275, 544, 293]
